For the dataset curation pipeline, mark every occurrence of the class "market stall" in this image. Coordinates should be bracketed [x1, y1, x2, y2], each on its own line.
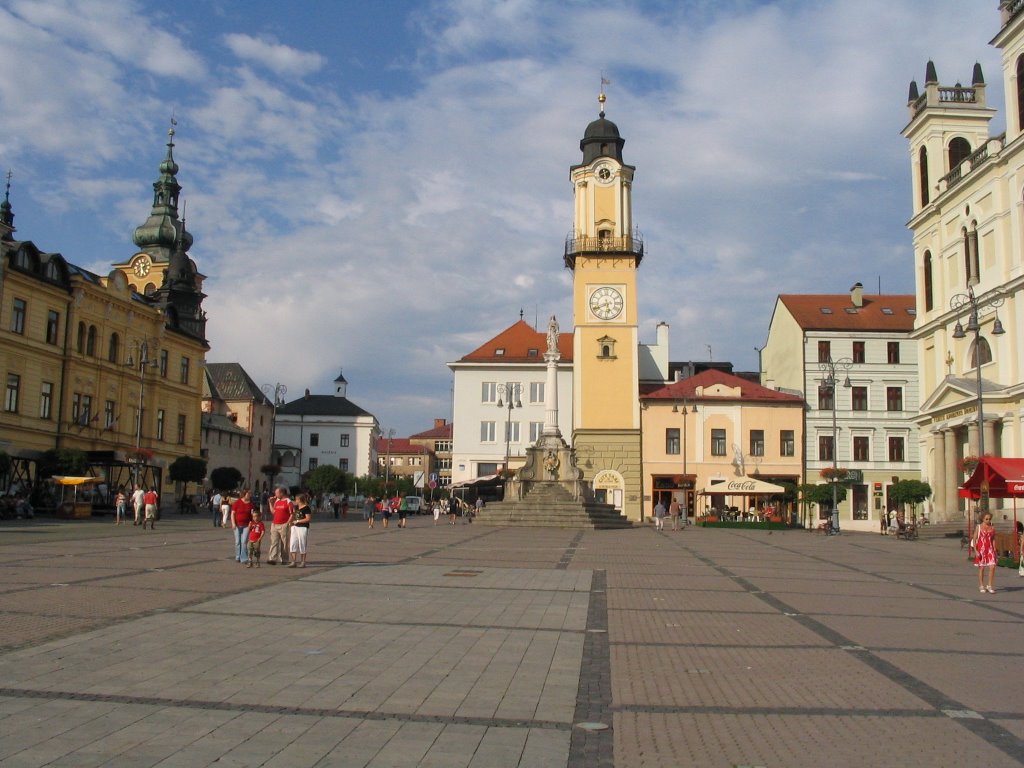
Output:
[52, 475, 102, 519]
[959, 456, 1024, 558]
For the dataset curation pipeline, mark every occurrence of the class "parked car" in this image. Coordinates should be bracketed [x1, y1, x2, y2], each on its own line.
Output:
[404, 496, 425, 514]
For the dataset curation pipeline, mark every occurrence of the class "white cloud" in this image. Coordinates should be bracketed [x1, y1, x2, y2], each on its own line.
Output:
[223, 33, 325, 77]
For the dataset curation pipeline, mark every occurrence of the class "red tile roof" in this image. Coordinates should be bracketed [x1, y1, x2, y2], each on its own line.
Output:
[376, 437, 431, 455]
[460, 320, 573, 363]
[778, 294, 916, 332]
[644, 369, 804, 404]
[410, 423, 453, 439]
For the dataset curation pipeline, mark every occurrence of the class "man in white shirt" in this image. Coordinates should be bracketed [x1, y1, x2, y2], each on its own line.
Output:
[131, 485, 145, 526]
[211, 491, 222, 527]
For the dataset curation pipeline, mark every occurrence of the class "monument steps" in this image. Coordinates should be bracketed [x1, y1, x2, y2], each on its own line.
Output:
[475, 482, 633, 529]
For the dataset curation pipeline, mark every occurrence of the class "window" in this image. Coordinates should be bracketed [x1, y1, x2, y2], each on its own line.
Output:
[853, 436, 870, 462]
[5, 373, 20, 412]
[886, 387, 903, 412]
[818, 435, 834, 462]
[76, 322, 85, 353]
[851, 386, 868, 411]
[308, 457, 318, 471]
[159, 349, 168, 378]
[817, 340, 831, 363]
[852, 341, 865, 364]
[711, 429, 726, 456]
[310, 433, 320, 447]
[749, 430, 764, 457]
[180, 356, 190, 384]
[780, 430, 795, 457]
[104, 400, 115, 429]
[529, 382, 544, 403]
[529, 421, 544, 443]
[86, 325, 96, 356]
[11, 298, 25, 334]
[504, 421, 520, 443]
[438, 458, 452, 470]
[480, 421, 496, 442]
[39, 382, 52, 419]
[923, 251, 933, 312]
[888, 436, 905, 462]
[481, 382, 496, 403]
[887, 342, 900, 365]
[818, 385, 834, 411]
[339, 458, 349, 471]
[970, 337, 993, 368]
[948, 137, 971, 170]
[665, 428, 680, 455]
[919, 146, 929, 207]
[340, 434, 349, 447]
[177, 414, 186, 444]
[72, 392, 81, 424]
[157, 409, 165, 441]
[435, 440, 452, 452]
[46, 310, 59, 345]
[81, 395, 92, 425]
[108, 333, 119, 363]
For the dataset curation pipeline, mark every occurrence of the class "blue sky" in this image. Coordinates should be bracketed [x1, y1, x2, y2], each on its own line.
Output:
[0, 0, 1004, 435]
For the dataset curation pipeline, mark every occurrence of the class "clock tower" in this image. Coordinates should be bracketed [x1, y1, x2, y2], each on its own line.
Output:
[567, 91, 643, 520]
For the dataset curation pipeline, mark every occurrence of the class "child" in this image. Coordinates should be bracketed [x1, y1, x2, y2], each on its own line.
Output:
[247, 510, 266, 568]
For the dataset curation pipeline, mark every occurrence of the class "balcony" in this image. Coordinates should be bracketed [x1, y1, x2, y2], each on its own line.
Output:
[937, 133, 1004, 193]
[564, 233, 644, 268]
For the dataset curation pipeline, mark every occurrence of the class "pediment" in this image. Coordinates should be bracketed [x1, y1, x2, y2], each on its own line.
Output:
[920, 376, 977, 415]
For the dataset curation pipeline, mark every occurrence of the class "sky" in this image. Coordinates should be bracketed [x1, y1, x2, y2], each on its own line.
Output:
[0, 0, 1006, 436]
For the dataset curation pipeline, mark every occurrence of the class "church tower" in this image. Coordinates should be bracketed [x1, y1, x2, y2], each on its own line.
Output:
[567, 90, 644, 520]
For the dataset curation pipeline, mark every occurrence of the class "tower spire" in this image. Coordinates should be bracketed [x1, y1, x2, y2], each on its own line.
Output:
[132, 117, 192, 257]
[0, 170, 14, 236]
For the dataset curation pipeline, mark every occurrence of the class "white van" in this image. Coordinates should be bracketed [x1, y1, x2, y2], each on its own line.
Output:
[403, 496, 425, 514]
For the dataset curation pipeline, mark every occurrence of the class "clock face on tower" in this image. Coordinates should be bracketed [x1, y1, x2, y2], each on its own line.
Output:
[133, 255, 152, 277]
[595, 163, 614, 184]
[589, 286, 624, 320]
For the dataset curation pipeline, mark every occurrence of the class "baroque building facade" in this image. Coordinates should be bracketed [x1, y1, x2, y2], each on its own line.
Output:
[903, 2, 1024, 521]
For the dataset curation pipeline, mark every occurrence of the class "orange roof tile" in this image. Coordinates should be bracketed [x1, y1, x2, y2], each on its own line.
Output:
[644, 369, 804, 404]
[460, 320, 573, 363]
[778, 294, 916, 332]
[376, 437, 431, 455]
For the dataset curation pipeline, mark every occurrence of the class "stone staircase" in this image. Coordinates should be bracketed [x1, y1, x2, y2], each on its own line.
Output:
[916, 520, 969, 540]
[474, 482, 633, 529]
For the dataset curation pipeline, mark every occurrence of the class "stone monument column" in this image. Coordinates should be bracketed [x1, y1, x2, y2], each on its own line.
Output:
[543, 315, 561, 438]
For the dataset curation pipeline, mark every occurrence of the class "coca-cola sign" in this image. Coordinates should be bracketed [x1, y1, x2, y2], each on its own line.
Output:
[724, 480, 757, 491]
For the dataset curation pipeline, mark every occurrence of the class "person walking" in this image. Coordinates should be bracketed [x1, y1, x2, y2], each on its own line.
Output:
[972, 511, 998, 593]
[668, 498, 681, 531]
[448, 498, 458, 525]
[231, 490, 255, 564]
[288, 493, 313, 568]
[380, 497, 391, 529]
[211, 490, 222, 528]
[433, 501, 441, 526]
[267, 486, 293, 565]
[114, 488, 127, 526]
[653, 498, 666, 531]
[141, 486, 159, 530]
[131, 485, 145, 526]
[397, 497, 408, 529]
[364, 495, 375, 528]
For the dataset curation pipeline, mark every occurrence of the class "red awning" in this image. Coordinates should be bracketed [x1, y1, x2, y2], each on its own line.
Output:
[959, 457, 1024, 499]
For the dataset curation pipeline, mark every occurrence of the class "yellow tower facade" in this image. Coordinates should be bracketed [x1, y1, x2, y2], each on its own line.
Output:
[567, 95, 644, 520]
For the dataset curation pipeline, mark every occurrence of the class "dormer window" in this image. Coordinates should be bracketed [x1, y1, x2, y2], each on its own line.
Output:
[527, 349, 538, 357]
[495, 348, 505, 356]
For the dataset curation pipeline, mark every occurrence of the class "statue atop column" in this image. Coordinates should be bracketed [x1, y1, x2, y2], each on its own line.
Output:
[546, 315, 560, 357]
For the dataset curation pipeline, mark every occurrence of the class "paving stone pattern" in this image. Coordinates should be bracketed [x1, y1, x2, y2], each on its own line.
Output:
[0, 515, 1021, 766]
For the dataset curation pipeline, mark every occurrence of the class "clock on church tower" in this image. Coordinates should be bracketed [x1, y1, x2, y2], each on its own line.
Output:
[566, 90, 644, 520]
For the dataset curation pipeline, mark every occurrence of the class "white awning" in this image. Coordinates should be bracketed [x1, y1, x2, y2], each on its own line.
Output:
[702, 476, 785, 495]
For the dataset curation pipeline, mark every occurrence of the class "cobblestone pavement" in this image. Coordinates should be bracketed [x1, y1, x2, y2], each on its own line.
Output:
[0, 514, 1021, 767]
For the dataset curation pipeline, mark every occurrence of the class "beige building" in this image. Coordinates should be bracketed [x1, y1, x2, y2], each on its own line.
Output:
[642, 370, 804, 523]
[409, 419, 453, 489]
[902, 2, 1024, 521]
[0, 130, 208, 506]
[201, 363, 274, 491]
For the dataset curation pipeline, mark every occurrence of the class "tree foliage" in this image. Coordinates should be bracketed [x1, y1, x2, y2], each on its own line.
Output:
[168, 456, 207, 484]
[303, 465, 351, 495]
[889, 479, 932, 510]
[802, 482, 847, 507]
[210, 466, 244, 492]
[38, 448, 89, 479]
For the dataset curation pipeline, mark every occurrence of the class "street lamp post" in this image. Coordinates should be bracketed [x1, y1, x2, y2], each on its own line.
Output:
[383, 428, 395, 496]
[820, 356, 853, 535]
[125, 339, 159, 488]
[672, 400, 697, 517]
[496, 383, 523, 475]
[950, 285, 1006, 518]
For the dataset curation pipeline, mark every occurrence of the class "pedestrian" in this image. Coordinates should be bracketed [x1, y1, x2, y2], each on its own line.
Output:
[433, 501, 441, 526]
[220, 494, 231, 528]
[972, 511, 998, 593]
[668, 498, 681, 531]
[364, 495, 375, 528]
[267, 486, 294, 565]
[381, 497, 391, 528]
[653, 498, 666, 530]
[341, 495, 349, 518]
[131, 485, 145, 526]
[246, 509, 266, 568]
[141, 486, 159, 530]
[211, 489, 222, 527]
[231, 490, 255, 564]
[397, 496, 408, 528]
[114, 487, 127, 525]
[448, 498, 458, 525]
[288, 492, 313, 568]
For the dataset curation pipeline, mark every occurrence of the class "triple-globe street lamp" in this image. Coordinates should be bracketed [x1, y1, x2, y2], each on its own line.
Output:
[820, 356, 853, 535]
[496, 383, 523, 475]
[125, 338, 160, 487]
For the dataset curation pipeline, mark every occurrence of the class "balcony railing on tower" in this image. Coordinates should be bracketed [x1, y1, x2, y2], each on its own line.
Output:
[564, 232, 644, 268]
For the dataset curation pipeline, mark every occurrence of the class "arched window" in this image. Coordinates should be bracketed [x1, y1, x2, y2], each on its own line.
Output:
[948, 137, 971, 170]
[1017, 55, 1024, 134]
[76, 322, 86, 353]
[919, 146, 929, 206]
[923, 250, 933, 312]
[86, 325, 97, 356]
[108, 332, 119, 363]
[970, 336, 993, 368]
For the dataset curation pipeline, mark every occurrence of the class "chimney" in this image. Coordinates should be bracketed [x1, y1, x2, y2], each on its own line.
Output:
[850, 282, 864, 308]
[434, 418, 447, 429]
[304, 388, 310, 398]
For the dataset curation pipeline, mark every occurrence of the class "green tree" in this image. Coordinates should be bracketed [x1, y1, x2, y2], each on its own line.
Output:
[37, 448, 89, 479]
[168, 456, 207, 485]
[889, 479, 932, 516]
[303, 465, 348, 495]
[209, 466, 244, 492]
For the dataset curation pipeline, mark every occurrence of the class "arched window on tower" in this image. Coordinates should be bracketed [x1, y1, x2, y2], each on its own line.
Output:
[923, 250, 933, 312]
[919, 146, 929, 206]
[1017, 55, 1024, 134]
[948, 137, 971, 171]
[970, 336, 993, 368]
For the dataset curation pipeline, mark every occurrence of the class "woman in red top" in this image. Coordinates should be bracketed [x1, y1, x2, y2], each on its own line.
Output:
[972, 511, 998, 593]
[231, 490, 255, 564]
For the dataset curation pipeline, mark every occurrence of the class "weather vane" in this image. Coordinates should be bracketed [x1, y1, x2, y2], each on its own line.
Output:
[599, 73, 611, 116]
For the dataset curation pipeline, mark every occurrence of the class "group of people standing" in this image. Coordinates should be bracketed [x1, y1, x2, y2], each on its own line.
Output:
[113, 485, 159, 529]
[224, 486, 312, 568]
